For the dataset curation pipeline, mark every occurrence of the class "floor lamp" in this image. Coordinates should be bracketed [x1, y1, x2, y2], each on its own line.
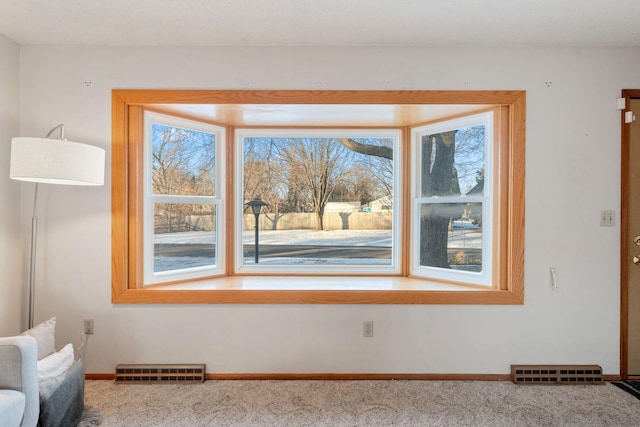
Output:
[9, 124, 105, 329]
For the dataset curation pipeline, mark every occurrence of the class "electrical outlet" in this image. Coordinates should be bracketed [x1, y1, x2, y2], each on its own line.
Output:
[84, 319, 94, 335]
[363, 321, 374, 338]
[600, 210, 615, 227]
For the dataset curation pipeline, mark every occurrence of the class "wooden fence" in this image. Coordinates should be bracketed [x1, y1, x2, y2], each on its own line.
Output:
[184, 212, 393, 231]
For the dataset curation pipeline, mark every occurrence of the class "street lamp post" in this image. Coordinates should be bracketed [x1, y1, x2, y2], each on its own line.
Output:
[245, 197, 268, 263]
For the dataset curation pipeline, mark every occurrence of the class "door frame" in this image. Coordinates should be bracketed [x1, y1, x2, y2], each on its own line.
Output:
[621, 89, 640, 379]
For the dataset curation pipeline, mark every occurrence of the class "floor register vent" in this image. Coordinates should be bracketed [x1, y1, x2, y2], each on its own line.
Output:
[511, 365, 603, 385]
[115, 364, 206, 384]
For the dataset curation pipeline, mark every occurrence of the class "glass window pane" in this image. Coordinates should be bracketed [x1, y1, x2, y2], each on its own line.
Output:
[421, 125, 485, 197]
[419, 202, 482, 272]
[242, 136, 394, 267]
[151, 124, 216, 196]
[153, 203, 217, 273]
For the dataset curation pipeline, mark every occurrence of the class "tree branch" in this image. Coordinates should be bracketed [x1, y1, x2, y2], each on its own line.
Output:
[337, 138, 393, 160]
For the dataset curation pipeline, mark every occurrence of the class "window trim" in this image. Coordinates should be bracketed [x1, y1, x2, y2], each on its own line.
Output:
[143, 111, 226, 284]
[410, 111, 494, 286]
[234, 128, 402, 275]
[111, 90, 525, 304]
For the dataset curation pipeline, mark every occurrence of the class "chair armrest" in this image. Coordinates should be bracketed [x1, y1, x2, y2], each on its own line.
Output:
[0, 336, 39, 427]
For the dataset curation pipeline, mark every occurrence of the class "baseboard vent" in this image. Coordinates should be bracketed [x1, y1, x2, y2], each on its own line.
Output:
[115, 364, 206, 384]
[511, 365, 603, 385]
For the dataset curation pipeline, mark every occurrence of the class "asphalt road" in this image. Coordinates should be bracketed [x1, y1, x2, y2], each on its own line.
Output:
[154, 243, 481, 260]
[154, 243, 391, 259]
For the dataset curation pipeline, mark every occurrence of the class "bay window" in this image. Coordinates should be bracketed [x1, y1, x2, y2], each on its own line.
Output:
[111, 90, 525, 304]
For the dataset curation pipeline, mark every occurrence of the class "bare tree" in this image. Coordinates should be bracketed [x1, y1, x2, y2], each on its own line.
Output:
[331, 165, 382, 205]
[277, 138, 353, 230]
[151, 125, 215, 233]
[337, 137, 394, 200]
[280, 159, 310, 213]
[243, 138, 291, 230]
[361, 152, 394, 199]
[453, 126, 485, 194]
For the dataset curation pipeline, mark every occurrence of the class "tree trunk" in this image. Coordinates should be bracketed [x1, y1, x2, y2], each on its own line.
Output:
[421, 207, 451, 267]
[316, 206, 325, 231]
[420, 131, 457, 268]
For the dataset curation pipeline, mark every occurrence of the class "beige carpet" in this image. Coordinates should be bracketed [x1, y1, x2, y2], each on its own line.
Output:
[84, 380, 640, 426]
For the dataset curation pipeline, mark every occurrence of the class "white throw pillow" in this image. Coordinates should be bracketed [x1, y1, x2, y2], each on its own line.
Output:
[37, 343, 74, 382]
[20, 317, 56, 360]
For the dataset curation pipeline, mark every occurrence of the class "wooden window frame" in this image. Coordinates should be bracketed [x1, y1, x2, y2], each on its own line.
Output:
[112, 90, 525, 304]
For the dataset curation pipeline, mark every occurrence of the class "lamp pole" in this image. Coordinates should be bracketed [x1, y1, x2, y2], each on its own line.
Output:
[245, 197, 268, 263]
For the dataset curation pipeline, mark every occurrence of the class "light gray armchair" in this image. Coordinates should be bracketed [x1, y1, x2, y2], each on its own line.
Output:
[0, 335, 39, 427]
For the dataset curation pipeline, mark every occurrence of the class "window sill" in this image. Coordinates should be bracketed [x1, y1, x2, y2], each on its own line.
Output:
[112, 276, 524, 305]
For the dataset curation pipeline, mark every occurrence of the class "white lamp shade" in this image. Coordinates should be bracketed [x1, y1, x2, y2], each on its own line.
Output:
[10, 137, 105, 186]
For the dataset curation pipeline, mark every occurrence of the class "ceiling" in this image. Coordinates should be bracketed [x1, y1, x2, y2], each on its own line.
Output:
[1, 0, 639, 47]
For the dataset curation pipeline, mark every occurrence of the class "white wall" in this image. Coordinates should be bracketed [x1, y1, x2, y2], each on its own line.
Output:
[16, 45, 640, 375]
[0, 34, 22, 336]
